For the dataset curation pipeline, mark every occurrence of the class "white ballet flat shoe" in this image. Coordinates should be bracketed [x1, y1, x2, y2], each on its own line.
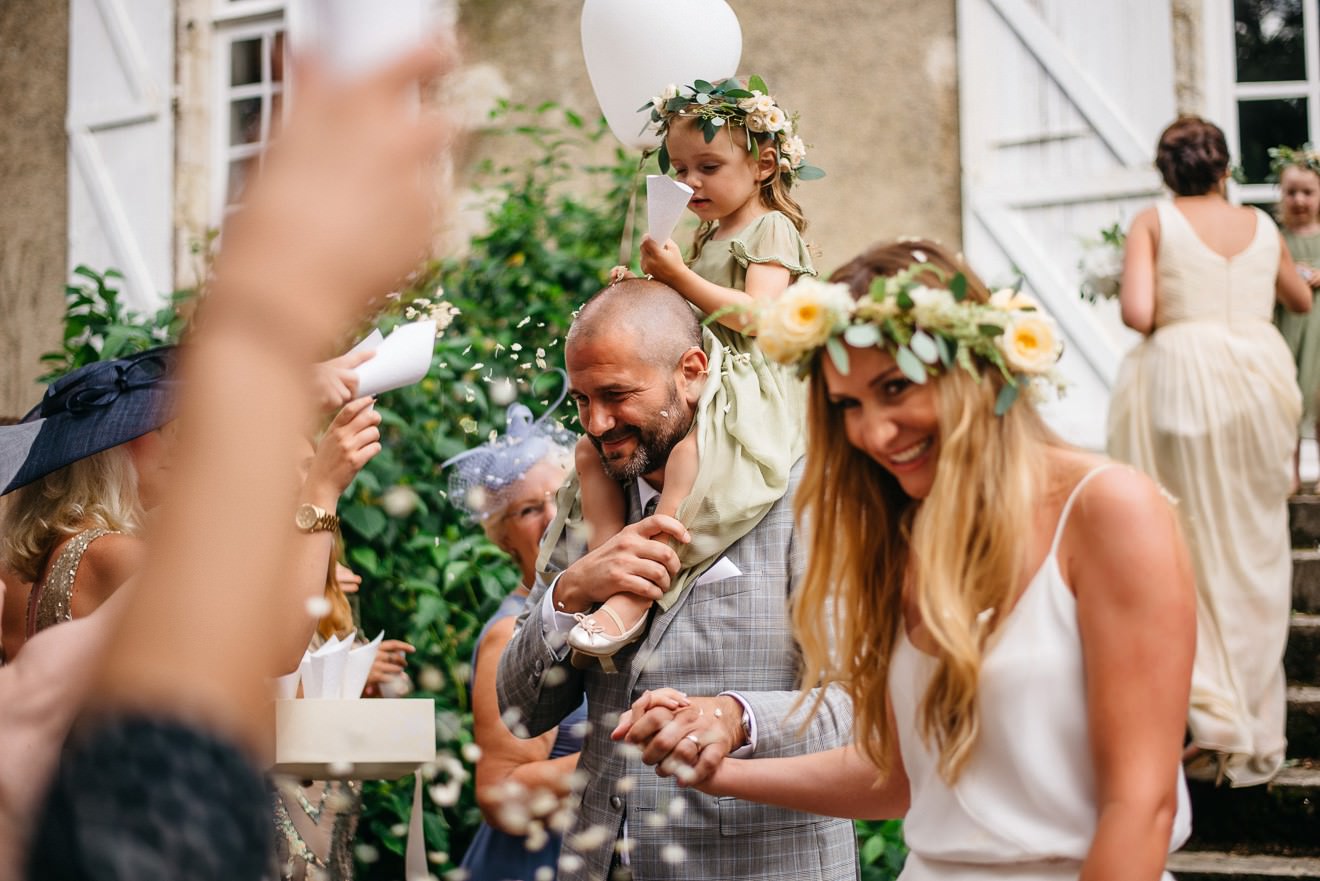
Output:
[567, 606, 647, 673]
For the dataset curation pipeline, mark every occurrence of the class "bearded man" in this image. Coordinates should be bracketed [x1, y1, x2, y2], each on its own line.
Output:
[496, 278, 856, 880]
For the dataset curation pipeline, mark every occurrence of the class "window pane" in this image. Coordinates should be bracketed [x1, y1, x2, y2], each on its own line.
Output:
[1235, 0, 1306, 83]
[229, 96, 263, 146]
[1238, 98, 1309, 183]
[230, 37, 262, 87]
[226, 158, 251, 206]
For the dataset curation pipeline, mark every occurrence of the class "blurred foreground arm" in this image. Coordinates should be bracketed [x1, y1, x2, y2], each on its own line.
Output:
[92, 44, 453, 757]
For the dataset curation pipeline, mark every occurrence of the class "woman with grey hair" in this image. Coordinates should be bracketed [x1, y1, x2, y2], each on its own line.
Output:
[445, 395, 587, 881]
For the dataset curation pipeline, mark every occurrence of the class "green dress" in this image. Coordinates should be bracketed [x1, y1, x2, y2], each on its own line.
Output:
[1275, 229, 1320, 436]
[538, 211, 815, 609]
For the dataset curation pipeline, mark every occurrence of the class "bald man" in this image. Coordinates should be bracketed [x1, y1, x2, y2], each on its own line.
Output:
[497, 279, 856, 881]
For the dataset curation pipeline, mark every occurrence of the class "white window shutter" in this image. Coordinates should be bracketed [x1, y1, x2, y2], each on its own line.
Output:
[67, 0, 175, 312]
[957, 0, 1176, 449]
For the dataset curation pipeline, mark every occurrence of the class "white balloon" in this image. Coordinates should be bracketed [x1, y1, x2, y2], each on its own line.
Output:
[580, 0, 743, 150]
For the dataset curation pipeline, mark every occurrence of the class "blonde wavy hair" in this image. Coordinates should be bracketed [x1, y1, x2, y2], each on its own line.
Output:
[678, 118, 808, 263]
[1, 444, 144, 583]
[316, 532, 356, 642]
[793, 240, 1063, 783]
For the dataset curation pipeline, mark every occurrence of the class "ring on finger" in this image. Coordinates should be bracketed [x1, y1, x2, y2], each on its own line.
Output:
[685, 733, 700, 745]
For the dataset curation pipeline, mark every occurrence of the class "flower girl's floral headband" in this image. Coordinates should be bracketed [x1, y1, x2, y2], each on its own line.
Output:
[1269, 144, 1320, 181]
[754, 259, 1065, 415]
[641, 76, 824, 186]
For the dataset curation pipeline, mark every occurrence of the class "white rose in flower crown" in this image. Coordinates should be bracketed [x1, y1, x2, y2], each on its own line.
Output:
[761, 107, 788, 133]
[746, 111, 770, 133]
[756, 278, 855, 365]
[753, 93, 776, 113]
[737, 90, 763, 112]
[782, 135, 807, 168]
[907, 285, 958, 328]
[997, 313, 1062, 374]
[651, 84, 681, 113]
[988, 288, 1041, 312]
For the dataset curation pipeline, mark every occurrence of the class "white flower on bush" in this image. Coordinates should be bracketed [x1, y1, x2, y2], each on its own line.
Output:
[756, 278, 854, 365]
[907, 285, 959, 328]
[997, 313, 1062, 374]
[381, 485, 420, 518]
[782, 134, 807, 168]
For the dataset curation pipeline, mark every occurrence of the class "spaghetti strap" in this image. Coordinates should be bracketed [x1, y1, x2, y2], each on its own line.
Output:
[1049, 464, 1121, 556]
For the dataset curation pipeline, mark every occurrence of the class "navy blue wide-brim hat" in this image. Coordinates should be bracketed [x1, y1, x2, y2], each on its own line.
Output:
[0, 346, 178, 496]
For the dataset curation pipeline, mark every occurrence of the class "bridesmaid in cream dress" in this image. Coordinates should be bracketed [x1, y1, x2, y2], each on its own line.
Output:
[1108, 116, 1313, 786]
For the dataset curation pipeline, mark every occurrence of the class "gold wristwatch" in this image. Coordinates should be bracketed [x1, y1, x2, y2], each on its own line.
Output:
[294, 503, 340, 534]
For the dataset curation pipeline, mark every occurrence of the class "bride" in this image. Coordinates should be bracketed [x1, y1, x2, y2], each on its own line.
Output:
[617, 239, 1196, 880]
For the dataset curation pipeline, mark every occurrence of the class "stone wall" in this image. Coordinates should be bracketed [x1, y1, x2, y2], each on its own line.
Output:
[455, 0, 962, 274]
[0, 0, 69, 416]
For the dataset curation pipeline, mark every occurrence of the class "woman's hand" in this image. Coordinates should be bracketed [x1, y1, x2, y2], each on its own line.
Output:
[639, 236, 689, 286]
[303, 397, 383, 506]
[334, 562, 362, 593]
[364, 638, 415, 695]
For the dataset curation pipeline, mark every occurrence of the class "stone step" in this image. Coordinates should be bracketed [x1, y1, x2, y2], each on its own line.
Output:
[1288, 687, 1320, 759]
[1185, 766, 1320, 855]
[1292, 549, 1320, 614]
[1291, 494, 1320, 547]
[1288, 615, 1320, 686]
[1168, 851, 1320, 879]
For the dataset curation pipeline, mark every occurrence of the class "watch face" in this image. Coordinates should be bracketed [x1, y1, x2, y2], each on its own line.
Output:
[295, 505, 319, 530]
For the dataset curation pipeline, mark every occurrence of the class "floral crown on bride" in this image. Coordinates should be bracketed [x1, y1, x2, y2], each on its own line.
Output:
[641, 76, 824, 186]
[753, 255, 1066, 414]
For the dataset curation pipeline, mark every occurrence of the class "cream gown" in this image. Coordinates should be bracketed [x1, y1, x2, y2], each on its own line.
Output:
[1108, 201, 1298, 786]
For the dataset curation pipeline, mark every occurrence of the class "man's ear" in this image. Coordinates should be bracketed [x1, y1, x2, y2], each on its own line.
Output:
[676, 346, 709, 404]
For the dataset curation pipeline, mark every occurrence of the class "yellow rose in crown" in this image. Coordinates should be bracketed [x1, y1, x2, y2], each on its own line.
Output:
[989, 288, 1041, 311]
[756, 278, 854, 365]
[998, 314, 1061, 374]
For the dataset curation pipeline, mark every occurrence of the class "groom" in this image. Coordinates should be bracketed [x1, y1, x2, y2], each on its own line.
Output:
[497, 278, 856, 880]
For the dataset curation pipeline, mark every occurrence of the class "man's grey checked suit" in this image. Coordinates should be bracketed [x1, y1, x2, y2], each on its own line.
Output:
[496, 462, 858, 880]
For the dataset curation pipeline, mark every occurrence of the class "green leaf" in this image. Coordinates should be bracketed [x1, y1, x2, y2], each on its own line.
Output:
[896, 346, 928, 383]
[949, 273, 968, 302]
[658, 143, 670, 174]
[935, 333, 955, 368]
[748, 74, 769, 93]
[703, 121, 718, 143]
[825, 336, 850, 374]
[994, 382, 1020, 416]
[794, 165, 826, 181]
[341, 503, 388, 541]
[978, 323, 1005, 337]
[909, 329, 939, 364]
[636, 101, 654, 113]
[723, 88, 753, 99]
[843, 323, 881, 348]
[693, 79, 714, 93]
[665, 96, 688, 112]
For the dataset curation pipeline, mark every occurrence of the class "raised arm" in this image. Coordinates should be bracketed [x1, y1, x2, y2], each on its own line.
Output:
[1119, 208, 1159, 334]
[639, 236, 791, 333]
[1068, 467, 1195, 881]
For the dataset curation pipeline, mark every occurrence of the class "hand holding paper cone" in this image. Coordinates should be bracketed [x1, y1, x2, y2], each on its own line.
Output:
[647, 174, 694, 243]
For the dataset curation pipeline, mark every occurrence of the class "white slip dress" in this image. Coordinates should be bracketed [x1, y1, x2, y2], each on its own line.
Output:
[891, 466, 1192, 880]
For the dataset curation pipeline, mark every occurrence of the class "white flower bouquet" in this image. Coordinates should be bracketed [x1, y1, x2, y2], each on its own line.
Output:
[1078, 223, 1126, 303]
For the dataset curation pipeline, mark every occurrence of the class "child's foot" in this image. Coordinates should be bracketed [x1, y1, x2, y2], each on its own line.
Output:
[567, 602, 649, 662]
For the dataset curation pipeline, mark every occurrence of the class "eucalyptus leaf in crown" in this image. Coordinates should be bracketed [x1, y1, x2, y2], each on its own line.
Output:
[753, 261, 1066, 415]
[639, 75, 824, 185]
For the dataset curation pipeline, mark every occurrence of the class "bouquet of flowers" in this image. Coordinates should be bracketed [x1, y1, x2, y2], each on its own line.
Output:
[1078, 223, 1126, 303]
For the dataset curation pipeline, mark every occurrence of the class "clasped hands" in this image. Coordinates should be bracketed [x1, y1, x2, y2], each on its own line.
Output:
[611, 688, 744, 788]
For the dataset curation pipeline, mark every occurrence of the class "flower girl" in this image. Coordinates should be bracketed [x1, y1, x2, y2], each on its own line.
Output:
[566, 77, 822, 665]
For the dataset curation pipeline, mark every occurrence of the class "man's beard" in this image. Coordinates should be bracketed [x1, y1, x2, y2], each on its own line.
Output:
[589, 384, 690, 481]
